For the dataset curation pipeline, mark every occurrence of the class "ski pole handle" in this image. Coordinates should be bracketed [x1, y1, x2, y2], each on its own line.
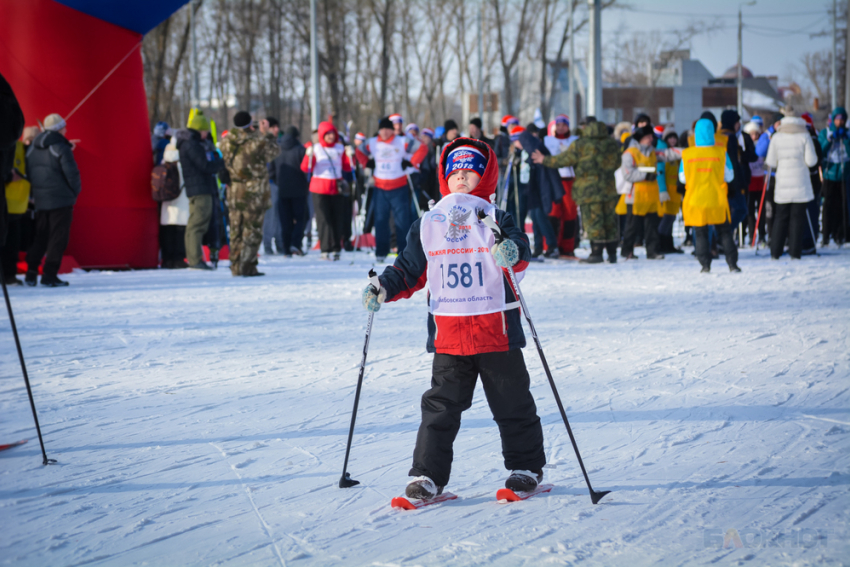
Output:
[476, 209, 504, 243]
[368, 269, 381, 293]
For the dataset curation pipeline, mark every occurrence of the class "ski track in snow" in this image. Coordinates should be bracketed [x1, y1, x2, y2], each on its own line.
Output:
[1, 246, 849, 566]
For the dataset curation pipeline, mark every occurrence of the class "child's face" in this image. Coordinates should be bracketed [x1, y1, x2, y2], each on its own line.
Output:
[447, 170, 481, 194]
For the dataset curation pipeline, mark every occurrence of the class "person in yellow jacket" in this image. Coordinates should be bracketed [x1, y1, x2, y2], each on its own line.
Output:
[2, 127, 37, 285]
[679, 118, 741, 273]
[619, 124, 681, 259]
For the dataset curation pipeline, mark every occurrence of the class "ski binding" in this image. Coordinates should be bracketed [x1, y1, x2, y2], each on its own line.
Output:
[497, 483, 553, 503]
[391, 492, 457, 510]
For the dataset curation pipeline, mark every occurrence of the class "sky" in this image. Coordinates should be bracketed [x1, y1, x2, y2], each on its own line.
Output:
[599, 0, 834, 85]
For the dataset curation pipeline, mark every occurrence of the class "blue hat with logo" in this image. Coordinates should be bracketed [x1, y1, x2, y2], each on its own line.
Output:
[445, 144, 488, 179]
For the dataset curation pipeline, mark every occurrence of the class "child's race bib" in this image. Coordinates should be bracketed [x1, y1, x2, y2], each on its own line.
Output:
[420, 193, 506, 316]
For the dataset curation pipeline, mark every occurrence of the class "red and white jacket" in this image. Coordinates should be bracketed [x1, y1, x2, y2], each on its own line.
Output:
[355, 133, 428, 190]
[301, 121, 354, 195]
[377, 138, 531, 356]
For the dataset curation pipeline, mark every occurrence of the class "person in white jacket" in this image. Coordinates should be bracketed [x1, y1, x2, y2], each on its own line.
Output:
[765, 110, 818, 260]
[160, 135, 190, 268]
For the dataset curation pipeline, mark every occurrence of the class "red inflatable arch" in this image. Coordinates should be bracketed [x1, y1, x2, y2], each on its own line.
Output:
[0, 0, 188, 269]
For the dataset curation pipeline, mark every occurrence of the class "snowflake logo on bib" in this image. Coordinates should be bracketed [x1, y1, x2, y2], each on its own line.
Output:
[445, 206, 472, 242]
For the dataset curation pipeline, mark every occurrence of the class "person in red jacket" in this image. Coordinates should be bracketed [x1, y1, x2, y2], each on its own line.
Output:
[356, 116, 429, 261]
[362, 137, 546, 501]
[301, 121, 353, 260]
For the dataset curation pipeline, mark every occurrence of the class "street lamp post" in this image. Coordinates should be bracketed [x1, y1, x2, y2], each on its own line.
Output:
[587, 0, 602, 117]
[310, 0, 320, 130]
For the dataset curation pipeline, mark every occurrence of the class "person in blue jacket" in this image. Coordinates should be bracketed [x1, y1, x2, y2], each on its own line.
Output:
[818, 107, 850, 245]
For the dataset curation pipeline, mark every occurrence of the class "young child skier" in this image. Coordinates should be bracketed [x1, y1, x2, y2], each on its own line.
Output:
[361, 137, 547, 500]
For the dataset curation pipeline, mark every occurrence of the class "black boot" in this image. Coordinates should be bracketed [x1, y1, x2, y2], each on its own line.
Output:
[580, 242, 604, 264]
[606, 242, 618, 263]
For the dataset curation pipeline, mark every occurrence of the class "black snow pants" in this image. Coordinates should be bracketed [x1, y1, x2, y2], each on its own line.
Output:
[410, 349, 546, 487]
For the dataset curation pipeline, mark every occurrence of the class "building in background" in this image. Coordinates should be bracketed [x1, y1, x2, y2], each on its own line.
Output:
[600, 51, 784, 130]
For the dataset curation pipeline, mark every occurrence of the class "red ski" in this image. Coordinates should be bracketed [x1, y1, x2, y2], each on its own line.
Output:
[496, 483, 553, 503]
[0, 439, 28, 452]
[391, 492, 457, 510]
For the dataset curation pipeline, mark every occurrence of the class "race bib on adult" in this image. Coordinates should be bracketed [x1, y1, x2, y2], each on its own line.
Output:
[420, 193, 506, 316]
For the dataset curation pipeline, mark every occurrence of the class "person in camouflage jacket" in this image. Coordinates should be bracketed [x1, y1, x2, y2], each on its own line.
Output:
[532, 119, 621, 263]
[219, 111, 281, 276]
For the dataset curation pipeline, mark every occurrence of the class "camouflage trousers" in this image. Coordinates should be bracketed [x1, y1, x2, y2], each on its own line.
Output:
[580, 199, 620, 243]
[228, 204, 267, 276]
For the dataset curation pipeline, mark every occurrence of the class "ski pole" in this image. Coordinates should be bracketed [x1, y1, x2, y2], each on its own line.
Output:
[805, 208, 819, 256]
[476, 210, 610, 505]
[406, 172, 422, 218]
[0, 265, 56, 466]
[339, 269, 381, 488]
[499, 157, 515, 211]
[752, 166, 771, 248]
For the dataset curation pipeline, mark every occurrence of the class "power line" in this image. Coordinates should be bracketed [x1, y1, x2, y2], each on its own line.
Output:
[612, 7, 827, 19]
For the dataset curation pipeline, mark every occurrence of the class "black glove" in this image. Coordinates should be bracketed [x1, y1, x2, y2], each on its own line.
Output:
[644, 172, 657, 182]
[401, 159, 413, 169]
[366, 158, 376, 169]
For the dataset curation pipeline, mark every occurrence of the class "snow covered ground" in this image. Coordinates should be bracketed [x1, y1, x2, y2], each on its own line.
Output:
[1, 245, 849, 567]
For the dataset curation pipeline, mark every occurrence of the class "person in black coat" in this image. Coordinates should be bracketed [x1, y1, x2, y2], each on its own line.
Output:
[720, 109, 756, 230]
[177, 116, 224, 269]
[1, 73, 25, 285]
[517, 127, 564, 258]
[271, 126, 309, 256]
[24, 114, 81, 287]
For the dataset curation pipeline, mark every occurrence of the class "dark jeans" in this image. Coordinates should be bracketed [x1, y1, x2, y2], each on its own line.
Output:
[312, 192, 347, 253]
[622, 212, 660, 257]
[771, 202, 807, 259]
[822, 178, 847, 244]
[747, 190, 767, 243]
[26, 206, 74, 280]
[374, 186, 413, 258]
[695, 222, 737, 269]
[159, 225, 186, 264]
[262, 180, 283, 254]
[410, 350, 546, 487]
[729, 191, 748, 229]
[279, 196, 308, 253]
[1, 213, 23, 281]
[529, 207, 558, 254]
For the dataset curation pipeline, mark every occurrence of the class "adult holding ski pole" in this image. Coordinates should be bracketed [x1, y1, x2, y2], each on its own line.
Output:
[355, 117, 428, 263]
[361, 138, 547, 502]
[818, 107, 850, 246]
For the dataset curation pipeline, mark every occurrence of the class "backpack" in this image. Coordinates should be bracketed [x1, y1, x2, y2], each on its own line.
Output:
[151, 162, 181, 201]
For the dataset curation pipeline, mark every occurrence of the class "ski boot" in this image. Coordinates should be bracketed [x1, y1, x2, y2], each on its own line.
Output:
[405, 476, 443, 500]
[505, 470, 543, 492]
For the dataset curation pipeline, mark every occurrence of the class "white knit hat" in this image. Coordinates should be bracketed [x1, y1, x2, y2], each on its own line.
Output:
[43, 113, 66, 131]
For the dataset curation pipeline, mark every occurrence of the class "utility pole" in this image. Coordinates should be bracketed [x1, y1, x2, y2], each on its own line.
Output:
[310, 0, 320, 130]
[478, 2, 485, 132]
[846, 0, 850, 110]
[190, 0, 199, 107]
[833, 0, 838, 110]
[737, 8, 743, 117]
[738, 1, 755, 119]
[587, 0, 602, 117]
[568, 0, 576, 122]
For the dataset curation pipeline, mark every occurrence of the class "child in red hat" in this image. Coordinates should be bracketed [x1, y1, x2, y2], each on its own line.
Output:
[362, 137, 546, 500]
